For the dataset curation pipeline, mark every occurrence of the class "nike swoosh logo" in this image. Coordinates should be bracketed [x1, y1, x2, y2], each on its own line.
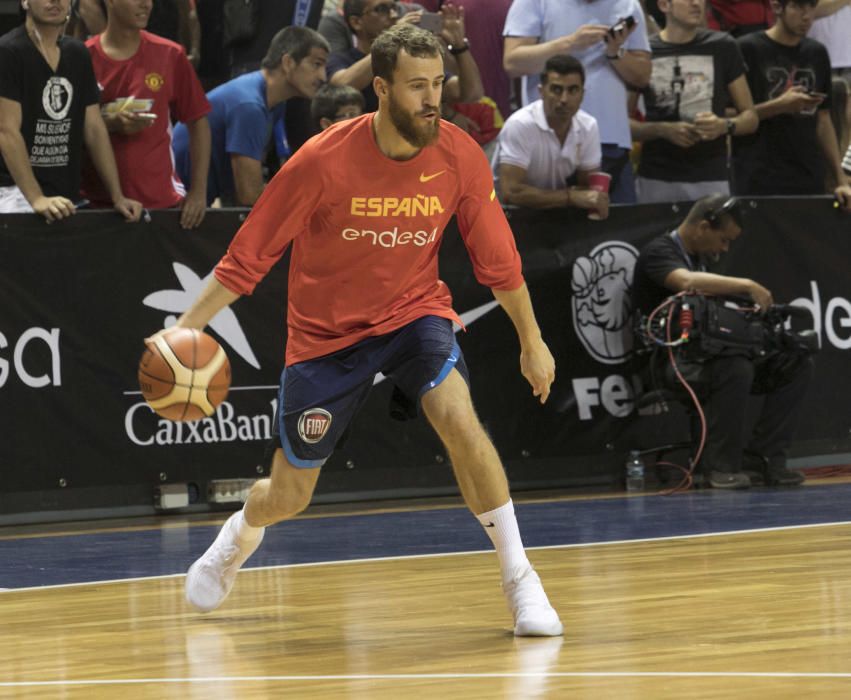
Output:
[419, 170, 446, 183]
[372, 300, 501, 386]
[484, 522, 496, 528]
[455, 300, 500, 330]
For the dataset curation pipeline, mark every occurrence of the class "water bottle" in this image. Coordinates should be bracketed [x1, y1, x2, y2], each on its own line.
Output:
[625, 450, 646, 492]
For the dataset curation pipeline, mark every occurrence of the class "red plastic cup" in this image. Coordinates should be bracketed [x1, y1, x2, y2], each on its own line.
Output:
[587, 171, 611, 220]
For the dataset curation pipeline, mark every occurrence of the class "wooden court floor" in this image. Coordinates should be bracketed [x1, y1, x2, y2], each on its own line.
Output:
[1, 488, 850, 699]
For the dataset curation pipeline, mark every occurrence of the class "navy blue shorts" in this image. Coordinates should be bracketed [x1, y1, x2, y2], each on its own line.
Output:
[273, 315, 469, 468]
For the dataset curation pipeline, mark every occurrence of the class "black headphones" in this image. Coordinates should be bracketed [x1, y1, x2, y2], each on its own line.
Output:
[704, 197, 741, 227]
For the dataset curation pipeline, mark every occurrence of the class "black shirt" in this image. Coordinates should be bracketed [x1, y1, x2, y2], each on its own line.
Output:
[640, 29, 746, 183]
[0, 26, 99, 199]
[632, 231, 706, 315]
[734, 31, 832, 195]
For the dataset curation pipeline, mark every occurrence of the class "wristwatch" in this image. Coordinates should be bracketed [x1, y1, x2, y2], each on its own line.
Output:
[606, 45, 626, 60]
[448, 38, 470, 55]
[726, 118, 736, 136]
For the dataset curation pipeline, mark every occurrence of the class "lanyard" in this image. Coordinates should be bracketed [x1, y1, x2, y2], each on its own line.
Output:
[292, 0, 313, 27]
[670, 230, 704, 272]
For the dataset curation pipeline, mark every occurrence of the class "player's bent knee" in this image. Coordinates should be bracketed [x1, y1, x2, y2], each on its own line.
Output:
[266, 450, 320, 517]
[422, 373, 477, 429]
[267, 488, 312, 519]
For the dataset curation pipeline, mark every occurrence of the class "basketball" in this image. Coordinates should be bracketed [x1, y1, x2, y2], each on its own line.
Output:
[138, 328, 231, 421]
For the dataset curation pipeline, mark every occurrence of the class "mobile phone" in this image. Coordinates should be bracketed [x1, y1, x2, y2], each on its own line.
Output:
[609, 15, 636, 36]
[135, 112, 157, 120]
[808, 91, 827, 99]
[418, 11, 443, 34]
[73, 199, 90, 209]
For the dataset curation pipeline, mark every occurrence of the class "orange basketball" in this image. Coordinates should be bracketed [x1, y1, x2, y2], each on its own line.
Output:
[138, 328, 231, 421]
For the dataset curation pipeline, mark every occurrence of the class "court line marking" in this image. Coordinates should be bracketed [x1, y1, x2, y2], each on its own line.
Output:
[1, 518, 849, 594]
[2, 671, 851, 686]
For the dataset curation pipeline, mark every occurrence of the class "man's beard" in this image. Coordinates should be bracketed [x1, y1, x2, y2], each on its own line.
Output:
[388, 92, 440, 149]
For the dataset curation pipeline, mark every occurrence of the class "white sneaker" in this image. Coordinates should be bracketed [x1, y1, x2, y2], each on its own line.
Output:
[185, 513, 264, 612]
[503, 567, 563, 637]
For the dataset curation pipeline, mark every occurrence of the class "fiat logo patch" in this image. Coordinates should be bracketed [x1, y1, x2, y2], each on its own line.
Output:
[297, 408, 332, 444]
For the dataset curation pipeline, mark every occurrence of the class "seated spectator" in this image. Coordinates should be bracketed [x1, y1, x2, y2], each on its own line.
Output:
[631, 0, 759, 202]
[0, 0, 141, 222]
[734, 0, 851, 209]
[83, 0, 211, 228]
[631, 195, 812, 489]
[503, 0, 652, 204]
[329, 1, 483, 113]
[493, 55, 608, 217]
[174, 27, 328, 207]
[311, 83, 365, 131]
[706, 0, 774, 36]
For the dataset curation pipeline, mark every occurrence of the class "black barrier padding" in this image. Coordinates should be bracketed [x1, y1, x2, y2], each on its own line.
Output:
[0, 199, 848, 515]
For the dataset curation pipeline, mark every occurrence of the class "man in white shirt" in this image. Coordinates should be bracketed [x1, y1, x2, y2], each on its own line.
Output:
[503, 0, 652, 203]
[810, 0, 851, 84]
[494, 54, 609, 218]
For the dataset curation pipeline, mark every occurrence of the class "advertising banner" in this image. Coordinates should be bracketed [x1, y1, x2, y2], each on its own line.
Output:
[1, 198, 848, 515]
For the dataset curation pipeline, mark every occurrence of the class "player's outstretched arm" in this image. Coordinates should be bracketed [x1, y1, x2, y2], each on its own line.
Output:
[492, 284, 555, 404]
[146, 276, 239, 345]
[176, 276, 241, 330]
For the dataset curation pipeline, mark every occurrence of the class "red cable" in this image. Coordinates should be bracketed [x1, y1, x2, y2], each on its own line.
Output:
[656, 299, 707, 495]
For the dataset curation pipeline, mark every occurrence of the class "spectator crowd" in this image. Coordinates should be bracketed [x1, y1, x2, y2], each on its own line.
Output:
[1, 0, 849, 221]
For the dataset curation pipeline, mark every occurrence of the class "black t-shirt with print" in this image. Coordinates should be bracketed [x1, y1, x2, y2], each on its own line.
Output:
[632, 232, 706, 315]
[640, 30, 746, 183]
[734, 31, 832, 195]
[0, 26, 99, 199]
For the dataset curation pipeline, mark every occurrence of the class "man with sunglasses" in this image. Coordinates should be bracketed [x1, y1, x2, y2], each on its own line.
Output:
[328, 1, 482, 113]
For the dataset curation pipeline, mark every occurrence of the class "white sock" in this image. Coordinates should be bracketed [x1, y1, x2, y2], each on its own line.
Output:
[476, 500, 531, 583]
[234, 508, 263, 543]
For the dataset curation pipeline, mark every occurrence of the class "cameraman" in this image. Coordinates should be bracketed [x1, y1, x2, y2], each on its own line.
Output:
[631, 195, 813, 489]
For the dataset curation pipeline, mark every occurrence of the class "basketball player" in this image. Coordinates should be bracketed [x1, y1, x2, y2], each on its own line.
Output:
[172, 23, 562, 637]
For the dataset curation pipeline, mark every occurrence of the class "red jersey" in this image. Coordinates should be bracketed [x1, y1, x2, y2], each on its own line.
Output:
[215, 114, 524, 366]
[84, 31, 210, 208]
[707, 0, 773, 33]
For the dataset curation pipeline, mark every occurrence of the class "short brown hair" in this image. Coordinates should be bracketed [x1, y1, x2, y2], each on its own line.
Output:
[371, 24, 442, 83]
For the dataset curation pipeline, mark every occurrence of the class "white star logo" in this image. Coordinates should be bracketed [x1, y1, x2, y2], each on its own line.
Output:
[143, 263, 261, 369]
